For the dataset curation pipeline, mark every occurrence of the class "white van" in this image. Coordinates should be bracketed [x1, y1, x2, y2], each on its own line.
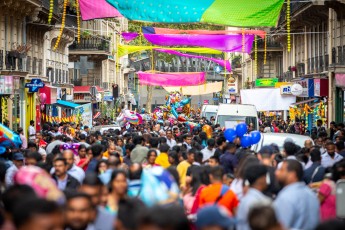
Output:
[201, 105, 218, 121]
[215, 104, 259, 130]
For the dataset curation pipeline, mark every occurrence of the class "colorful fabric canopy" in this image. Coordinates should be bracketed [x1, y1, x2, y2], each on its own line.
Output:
[117, 45, 222, 57]
[79, 0, 122, 20]
[155, 49, 231, 72]
[164, 81, 223, 95]
[106, 0, 284, 27]
[143, 27, 267, 38]
[138, 72, 206, 86]
[143, 34, 254, 53]
[121, 32, 139, 42]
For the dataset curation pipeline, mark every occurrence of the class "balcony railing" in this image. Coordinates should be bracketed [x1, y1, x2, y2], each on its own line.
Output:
[69, 37, 111, 53]
[257, 39, 282, 49]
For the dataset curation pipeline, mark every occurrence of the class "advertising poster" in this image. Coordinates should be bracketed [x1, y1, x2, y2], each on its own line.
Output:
[75, 103, 93, 128]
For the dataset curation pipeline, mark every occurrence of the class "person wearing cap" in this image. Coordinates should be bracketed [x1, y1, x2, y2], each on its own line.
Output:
[5, 152, 24, 187]
[195, 205, 236, 230]
[236, 164, 271, 230]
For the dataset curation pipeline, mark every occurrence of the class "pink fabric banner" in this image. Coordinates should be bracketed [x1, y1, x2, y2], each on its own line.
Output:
[154, 49, 231, 72]
[144, 34, 254, 53]
[79, 0, 122, 21]
[138, 72, 206, 86]
[121, 32, 139, 42]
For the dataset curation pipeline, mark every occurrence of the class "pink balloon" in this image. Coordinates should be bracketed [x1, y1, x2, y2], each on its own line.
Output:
[39, 93, 47, 104]
[40, 104, 45, 111]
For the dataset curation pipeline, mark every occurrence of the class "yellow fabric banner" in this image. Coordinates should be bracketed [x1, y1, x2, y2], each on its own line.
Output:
[117, 45, 222, 57]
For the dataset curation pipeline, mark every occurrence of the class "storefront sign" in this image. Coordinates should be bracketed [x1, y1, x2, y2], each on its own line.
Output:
[227, 76, 238, 94]
[295, 79, 314, 97]
[275, 82, 291, 88]
[203, 100, 209, 105]
[25, 79, 45, 93]
[280, 85, 292, 95]
[255, 78, 278, 87]
[314, 79, 329, 97]
[103, 91, 114, 101]
[74, 93, 92, 103]
[290, 84, 303, 96]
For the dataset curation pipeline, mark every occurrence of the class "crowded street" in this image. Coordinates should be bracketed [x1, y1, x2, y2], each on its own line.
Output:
[1, 0, 345, 230]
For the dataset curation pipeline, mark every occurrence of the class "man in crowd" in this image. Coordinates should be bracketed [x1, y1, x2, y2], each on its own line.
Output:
[5, 152, 24, 186]
[166, 130, 177, 149]
[177, 149, 195, 188]
[237, 164, 271, 230]
[304, 148, 325, 184]
[274, 159, 319, 230]
[52, 157, 80, 191]
[321, 142, 343, 168]
[199, 166, 239, 215]
[87, 144, 104, 173]
[131, 136, 149, 164]
[201, 138, 216, 163]
[28, 120, 36, 141]
[220, 142, 238, 174]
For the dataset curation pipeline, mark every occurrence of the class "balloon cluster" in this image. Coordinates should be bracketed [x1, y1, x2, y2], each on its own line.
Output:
[224, 123, 261, 148]
[165, 91, 191, 119]
[59, 143, 81, 156]
[0, 123, 22, 154]
[116, 109, 143, 127]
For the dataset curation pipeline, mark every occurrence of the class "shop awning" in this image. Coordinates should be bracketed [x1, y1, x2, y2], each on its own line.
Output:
[55, 100, 81, 109]
[290, 98, 319, 106]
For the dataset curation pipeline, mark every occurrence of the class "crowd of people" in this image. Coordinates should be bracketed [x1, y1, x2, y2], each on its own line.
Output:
[1, 117, 345, 230]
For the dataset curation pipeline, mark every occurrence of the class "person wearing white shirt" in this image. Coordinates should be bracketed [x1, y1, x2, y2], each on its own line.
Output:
[28, 120, 36, 141]
[321, 142, 343, 168]
[166, 130, 176, 149]
[201, 138, 216, 162]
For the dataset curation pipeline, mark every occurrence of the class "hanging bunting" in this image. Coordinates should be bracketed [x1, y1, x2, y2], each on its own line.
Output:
[76, 0, 81, 43]
[121, 32, 139, 43]
[264, 35, 267, 65]
[143, 34, 254, 53]
[154, 49, 231, 71]
[53, 0, 67, 50]
[287, 0, 291, 52]
[142, 27, 267, 38]
[138, 72, 206, 86]
[106, 0, 285, 27]
[48, 0, 54, 24]
[79, 0, 122, 21]
[117, 45, 222, 57]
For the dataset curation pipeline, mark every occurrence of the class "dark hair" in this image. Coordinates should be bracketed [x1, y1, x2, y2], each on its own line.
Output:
[82, 172, 102, 186]
[209, 166, 224, 181]
[149, 137, 159, 148]
[206, 138, 215, 147]
[27, 141, 38, 150]
[128, 164, 143, 180]
[2, 185, 38, 213]
[285, 159, 303, 181]
[78, 144, 87, 151]
[65, 192, 93, 209]
[118, 198, 147, 230]
[166, 166, 180, 185]
[133, 136, 144, 146]
[310, 148, 321, 163]
[315, 219, 345, 230]
[325, 141, 335, 148]
[91, 144, 104, 158]
[95, 160, 108, 174]
[26, 151, 43, 162]
[13, 198, 60, 229]
[168, 150, 179, 166]
[140, 204, 189, 230]
[216, 136, 226, 146]
[283, 142, 298, 156]
[336, 141, 344, 152]
[159, 144, 170, 153]
[248, 205, 280, 230]
[209, 156, 219, 163]
[190, 166, 210, 195]
[110, 170, 127, 184]
[225, 142, 236, 151]
[53, 157, 67, 165]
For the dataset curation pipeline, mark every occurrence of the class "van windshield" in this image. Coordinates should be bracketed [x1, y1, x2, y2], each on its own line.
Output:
[205, 112, 217, 121]
[217, 115, 257, 130]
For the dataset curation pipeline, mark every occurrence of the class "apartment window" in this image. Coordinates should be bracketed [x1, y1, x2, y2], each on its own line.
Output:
[26, 56, 31, 73]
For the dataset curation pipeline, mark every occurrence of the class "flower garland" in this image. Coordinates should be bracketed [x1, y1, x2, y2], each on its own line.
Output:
[53, 0, 68, 51]
[287, 0, 291, 52]
[76, 0, 81, 43]
[48, 0, 54, 24]
[264, 35, 267, 65]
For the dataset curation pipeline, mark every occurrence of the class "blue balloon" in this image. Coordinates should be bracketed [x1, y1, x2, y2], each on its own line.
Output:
[224, 128, 237, 142]
[236, 123, 248, 137]
[250, 131, 261, 145]
[241, 135, 252, 148]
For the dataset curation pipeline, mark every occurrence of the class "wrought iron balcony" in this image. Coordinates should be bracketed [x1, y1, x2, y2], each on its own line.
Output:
[69, 37, 111, 53]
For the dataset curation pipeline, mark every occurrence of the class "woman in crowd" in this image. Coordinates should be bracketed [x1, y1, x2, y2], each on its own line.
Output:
[142, 149, 158, 169]
[106, 170, 128, 215]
